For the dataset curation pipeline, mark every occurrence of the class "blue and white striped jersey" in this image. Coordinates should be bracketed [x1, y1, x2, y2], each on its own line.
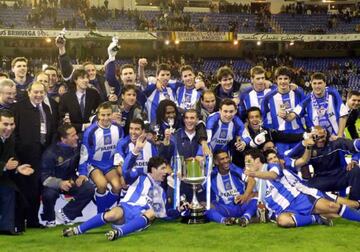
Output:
[176, 86, 201, 110]
[238, 86, 273, 119]
[263, 164, 301, 216]
[79, 122, 123, 176]
[210, 164, 247, 205]
[143, 83, 176, 123]
[114, 135, 158, 174]
[206, 112, 246, 152]
[121, 174, 168, 218]
[294, 87, 348, 136]
[262, 88, 305, 133]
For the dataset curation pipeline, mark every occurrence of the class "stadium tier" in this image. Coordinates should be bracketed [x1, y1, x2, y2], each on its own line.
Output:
[1, 6, 360, 33]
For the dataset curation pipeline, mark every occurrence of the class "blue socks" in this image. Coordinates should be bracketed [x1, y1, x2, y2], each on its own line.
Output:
[243, 199, 257, 221]
[339, 205, 360, 222]
[78, 212, 106, 234]
[95, 190, 120, 213]
[115, 215, 149, 236]
[292, 214, 315, 227]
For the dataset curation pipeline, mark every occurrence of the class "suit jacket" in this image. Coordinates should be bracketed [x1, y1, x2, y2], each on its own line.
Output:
[58, 88, 101, 133]
[58, 53, 108, 101]
[0, 135, 18, 189]
[46, 96, 59, 130]
[11, 97, 55, 163]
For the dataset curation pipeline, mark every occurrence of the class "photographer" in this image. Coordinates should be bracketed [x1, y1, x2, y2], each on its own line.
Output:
[285, 126, 360, 201]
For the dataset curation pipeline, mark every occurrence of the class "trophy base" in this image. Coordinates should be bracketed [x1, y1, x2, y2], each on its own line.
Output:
[181, 207, 207, 224]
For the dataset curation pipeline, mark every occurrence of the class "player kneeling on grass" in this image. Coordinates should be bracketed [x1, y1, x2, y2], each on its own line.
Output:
[244, 148, 360, 228]
[63, 155, 186, 241]
[205, 150, 257, 227]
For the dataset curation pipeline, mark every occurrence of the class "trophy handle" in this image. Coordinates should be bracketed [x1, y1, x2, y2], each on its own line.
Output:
[206, 156, 213, 210]
[173, 154, 183, 209]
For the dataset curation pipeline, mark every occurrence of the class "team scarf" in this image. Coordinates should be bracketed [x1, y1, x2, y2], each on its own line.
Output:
[311, 87, 333, 134]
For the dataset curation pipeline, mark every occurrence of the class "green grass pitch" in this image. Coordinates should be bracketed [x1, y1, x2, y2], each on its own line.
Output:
[1, 219, 360, 252]
[0, 121, 359, 252]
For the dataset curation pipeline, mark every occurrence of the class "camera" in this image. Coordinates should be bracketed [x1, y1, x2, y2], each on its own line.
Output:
[312, 134, 320, 141]
[144, 121, 153, 133]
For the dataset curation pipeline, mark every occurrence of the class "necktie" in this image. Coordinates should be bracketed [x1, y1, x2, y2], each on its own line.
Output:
[80, 94, 85, 118]
[38, 104, 47, 145]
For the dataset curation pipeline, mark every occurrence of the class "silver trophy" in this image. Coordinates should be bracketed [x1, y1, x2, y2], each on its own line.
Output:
[180, 158, 206, 224]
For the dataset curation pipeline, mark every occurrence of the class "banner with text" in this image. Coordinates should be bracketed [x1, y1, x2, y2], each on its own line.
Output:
[236, 33, 360, 42]
[174, 32, 231, 42]
[1, 29, 359, 42]
[0, 29, 157, 40]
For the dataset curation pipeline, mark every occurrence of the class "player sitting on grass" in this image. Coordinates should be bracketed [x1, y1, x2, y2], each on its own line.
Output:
[206, 150, 257, 227]
[244, 148, 360, 228]
[63, 135, 186, 240]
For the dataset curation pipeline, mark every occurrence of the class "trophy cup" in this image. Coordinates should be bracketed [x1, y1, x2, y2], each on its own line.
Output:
[180, 158, 206, 224]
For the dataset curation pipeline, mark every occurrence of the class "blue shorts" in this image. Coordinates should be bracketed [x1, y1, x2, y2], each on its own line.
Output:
[284, 194, 318, 216]
[212, 199, 257, 218]
[119, 202, 146, 223]
[88, 165, 115, 177]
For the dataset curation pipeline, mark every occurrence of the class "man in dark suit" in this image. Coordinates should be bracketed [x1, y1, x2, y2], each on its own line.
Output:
[35, 72, 59, 129]
[11, 81, 55, 228]
[346, 90, 360, 139]
[59, 69, 101, 133]
[0, 110, 34, 235]
[56, 36, 108, 102]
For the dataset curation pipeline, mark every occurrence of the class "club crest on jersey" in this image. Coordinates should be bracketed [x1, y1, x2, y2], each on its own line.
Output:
[225, 181, 232, 190]
[104, 136, 112, 145]
[281, 101, 291, 110]
[318, 107, 326, 117]
[220, 129, 228, 139]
